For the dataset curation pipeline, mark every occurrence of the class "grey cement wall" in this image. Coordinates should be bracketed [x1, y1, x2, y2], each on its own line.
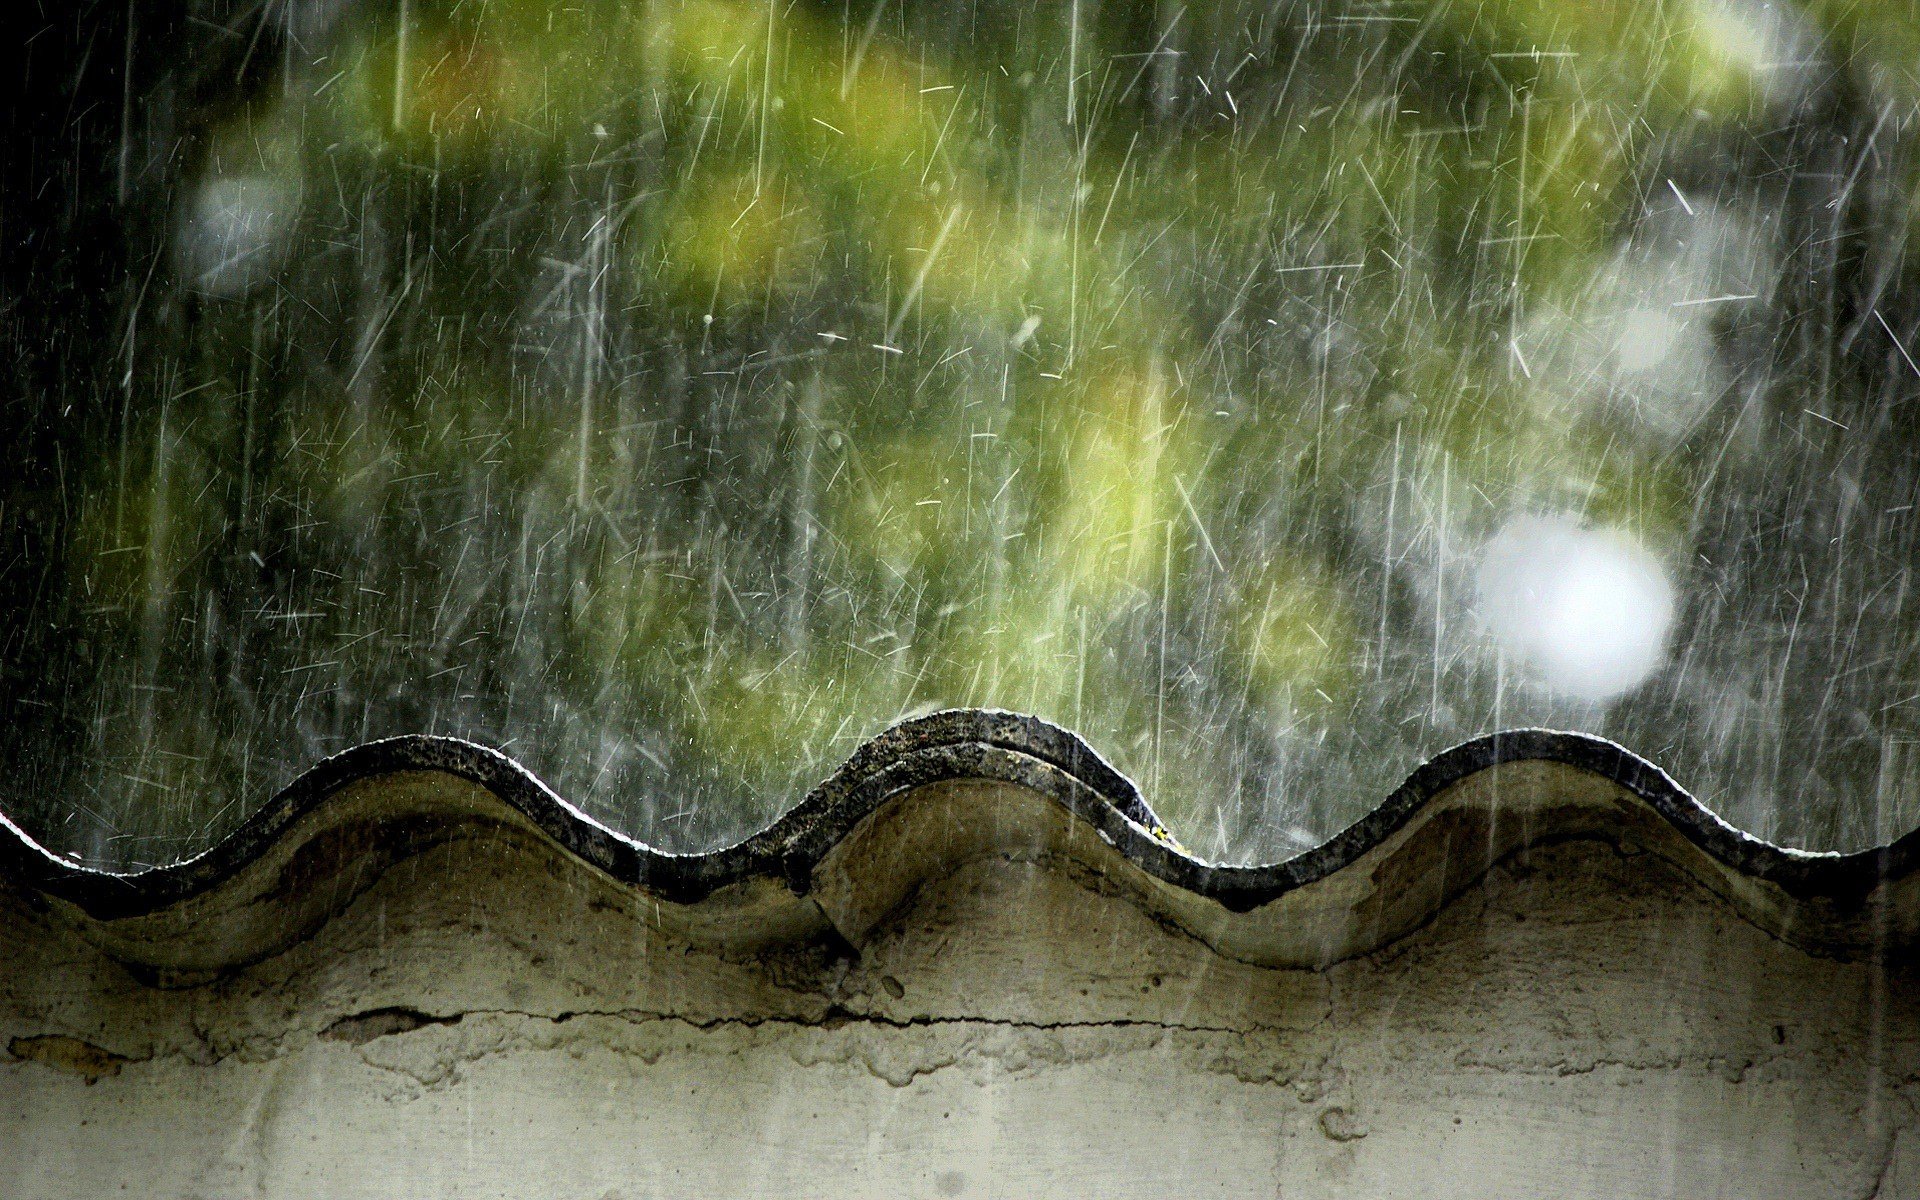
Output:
[2, 713, 1916, 1198]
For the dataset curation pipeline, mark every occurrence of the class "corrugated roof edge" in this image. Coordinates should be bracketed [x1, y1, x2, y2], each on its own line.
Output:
[2, 709, 1915, 948]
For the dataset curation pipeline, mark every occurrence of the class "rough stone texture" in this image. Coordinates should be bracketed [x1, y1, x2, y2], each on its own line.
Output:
[2, 712, 1916, 1198]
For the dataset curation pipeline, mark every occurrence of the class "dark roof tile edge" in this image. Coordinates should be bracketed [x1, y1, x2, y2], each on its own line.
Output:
[2, 709, 1913, 923]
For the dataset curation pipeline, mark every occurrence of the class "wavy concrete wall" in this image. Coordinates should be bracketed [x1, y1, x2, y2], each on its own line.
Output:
[3, 710, 1917, 1198]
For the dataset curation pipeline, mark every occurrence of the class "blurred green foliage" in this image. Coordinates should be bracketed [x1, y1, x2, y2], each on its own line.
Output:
[6, 0, 1920, 863]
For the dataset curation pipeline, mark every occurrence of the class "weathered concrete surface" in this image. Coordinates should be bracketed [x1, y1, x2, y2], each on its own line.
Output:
[2, 714, 1916, 1198]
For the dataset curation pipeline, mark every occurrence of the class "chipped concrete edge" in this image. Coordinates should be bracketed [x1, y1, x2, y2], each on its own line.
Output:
[5, 709, 1914, 916]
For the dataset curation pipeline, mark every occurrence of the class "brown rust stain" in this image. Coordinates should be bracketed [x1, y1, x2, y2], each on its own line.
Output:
[7, 1034, 130, 1083]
